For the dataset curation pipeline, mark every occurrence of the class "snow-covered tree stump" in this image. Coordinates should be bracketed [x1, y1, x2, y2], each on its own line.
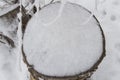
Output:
[22, 1, 106, 80]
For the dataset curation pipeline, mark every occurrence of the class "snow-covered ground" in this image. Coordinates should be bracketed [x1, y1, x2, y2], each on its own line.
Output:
[0, 0, 120, 80]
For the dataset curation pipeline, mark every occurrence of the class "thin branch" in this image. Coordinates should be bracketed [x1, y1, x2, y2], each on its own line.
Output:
[2, 0, 18, 4]
[0, 33, 15, 47]
[0, 40, 6, 44]
[50, 0, 55, 4]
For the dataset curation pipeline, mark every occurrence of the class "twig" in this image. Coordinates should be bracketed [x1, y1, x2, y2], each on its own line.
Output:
[3, 0, 18, 4]
[0, 40, 6, 44]
[0, 33, 15, 47]
[50, 0, 55, 4]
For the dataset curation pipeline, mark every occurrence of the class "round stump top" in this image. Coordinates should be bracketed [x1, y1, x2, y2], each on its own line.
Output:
[23, 1, 105, 77]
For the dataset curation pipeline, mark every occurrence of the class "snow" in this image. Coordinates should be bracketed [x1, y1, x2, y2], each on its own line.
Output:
[0, 3, 19, 40]
[91, 21, 120, 80]
[23, 2, 104, 76]
[0, 0, 120, 80]
[0, 43, 20, 80]
[0, 1, 29, 80]
[82, 0, 120, 80]
[0, 3, 19, 16]
[0, 41, 29, 80]
[42, 0, 67, 26]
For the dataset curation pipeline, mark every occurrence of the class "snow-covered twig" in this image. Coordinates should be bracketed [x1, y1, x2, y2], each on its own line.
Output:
[1, 0, 18, 4]
[16, 0, 23, 72]
[0, 33, 15, 47]
[50, 0, 55, 4]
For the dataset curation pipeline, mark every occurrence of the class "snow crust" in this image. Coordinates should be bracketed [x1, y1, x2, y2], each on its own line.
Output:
[23, 2, 103, 76]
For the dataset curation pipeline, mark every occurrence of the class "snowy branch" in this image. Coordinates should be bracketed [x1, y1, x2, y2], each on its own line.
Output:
[0, 33, 15, 47]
